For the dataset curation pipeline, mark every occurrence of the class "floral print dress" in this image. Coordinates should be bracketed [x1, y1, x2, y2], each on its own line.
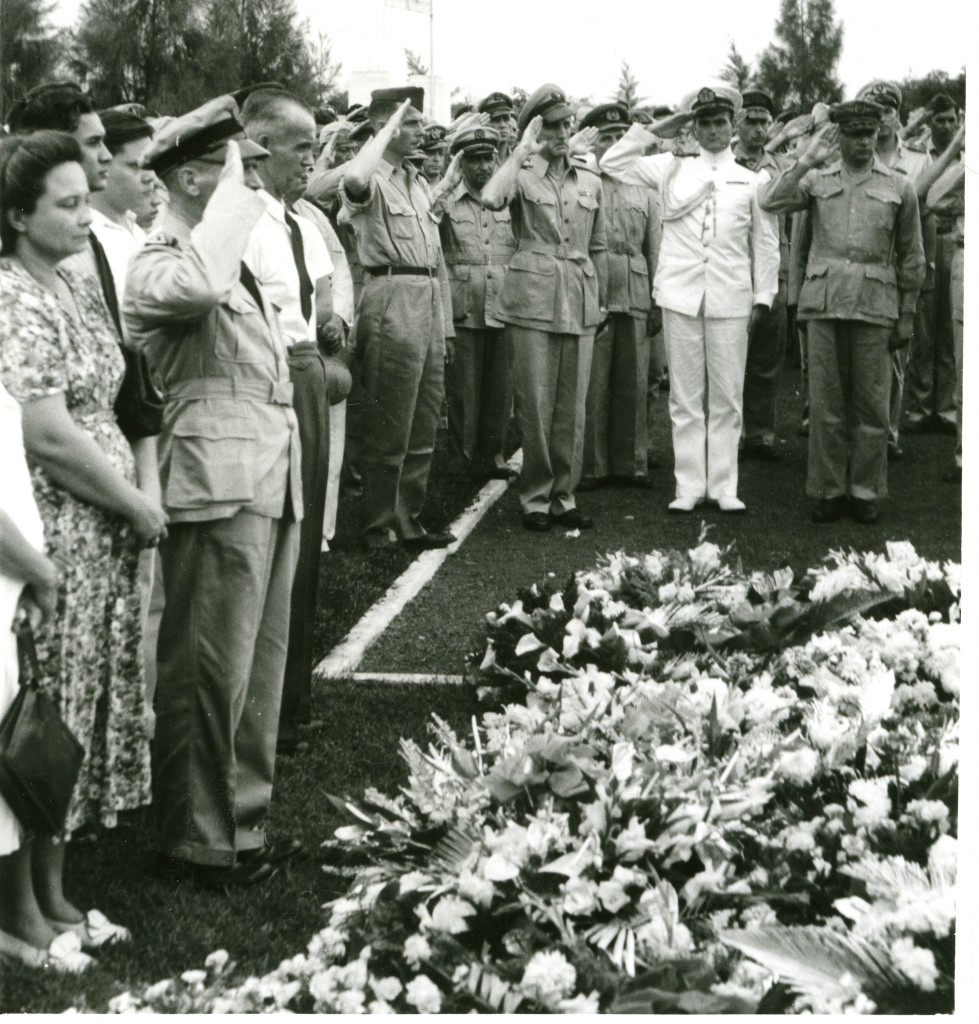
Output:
[0, 258, 151, 838]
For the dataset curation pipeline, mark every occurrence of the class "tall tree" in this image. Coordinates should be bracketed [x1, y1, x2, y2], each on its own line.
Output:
[404, 48, 429, 77]
[1, 0, 66, 117]
[899, 68, 966, 116]
[614, 59, 644, 109]
[719, 41, 753, 93]
[755, 0, 844, 113]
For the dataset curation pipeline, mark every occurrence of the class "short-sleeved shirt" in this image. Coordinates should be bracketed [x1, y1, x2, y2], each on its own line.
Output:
[340, 158, 443, 271]
[244, 189, 333, 346]
[439, 182, 516, 330]
[487, 154, 607, 335]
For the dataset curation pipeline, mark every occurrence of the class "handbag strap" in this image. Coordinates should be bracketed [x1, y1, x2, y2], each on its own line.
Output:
[14, 618, 42, 692]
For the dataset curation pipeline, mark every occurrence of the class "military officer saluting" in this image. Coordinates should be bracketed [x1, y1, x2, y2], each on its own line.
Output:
[759, 100, 925, 524]
[576, 102, 661, 491]
[418, 123, 449, 185]
[481, 83, 608, 532]
[601, 83, 779, 514]
[124, 97, 303, 884]
[433, 124, 517, 480]
[478, 91, 517, 158]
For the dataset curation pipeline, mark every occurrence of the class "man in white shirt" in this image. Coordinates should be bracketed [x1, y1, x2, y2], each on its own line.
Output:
[241, 88, 348, 759]
[601, 83, 780, 513]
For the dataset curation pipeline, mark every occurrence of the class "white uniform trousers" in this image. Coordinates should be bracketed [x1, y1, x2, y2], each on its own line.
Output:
[662, 308, 749, 501]
[321, 400, 346, 551]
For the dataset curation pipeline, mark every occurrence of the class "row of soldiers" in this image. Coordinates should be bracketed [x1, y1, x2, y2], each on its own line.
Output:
[1, 75, 963, 887]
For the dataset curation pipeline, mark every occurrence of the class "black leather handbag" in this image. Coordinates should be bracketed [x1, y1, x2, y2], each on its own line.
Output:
[0, 620, 84, 834]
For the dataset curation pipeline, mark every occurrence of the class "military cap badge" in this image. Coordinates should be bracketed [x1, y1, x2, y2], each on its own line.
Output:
[474, 128, 485, 139]
[698, 88, 716, 104]
[607, 108, 620, 121]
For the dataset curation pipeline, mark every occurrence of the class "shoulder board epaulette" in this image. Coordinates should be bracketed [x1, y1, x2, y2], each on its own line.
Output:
[146, 231, 180, 248]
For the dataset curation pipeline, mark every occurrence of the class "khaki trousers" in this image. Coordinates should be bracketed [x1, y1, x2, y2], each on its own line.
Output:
[662, 308, 750, 500]
[279, 343, 350, 747]
[806, 319, 891, 501]
[506, 326, 594, 515]
[356, 276, 446, 545]
[906, 234, 957, 427]
[583, 313, 650, 479]
[445, 325, 512, 471]
[742, 284, 787, 447]
[153, 511, 299, 866]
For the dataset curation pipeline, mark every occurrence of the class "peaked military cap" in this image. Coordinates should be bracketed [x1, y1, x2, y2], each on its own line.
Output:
[740, 89, 775, 117]
[346, 104, 369, 123]
[579, 103, 630, 132]
[141, 95, 268, 175]
[517, 83, 573, 134]
[369, 86, 425, 117]
[856, 80, 902, 110]
[420, 123, 448, 152]
[478, 91, 513, 115]
[230, 82, 286, 107]
[929, 92, 957, 115]
[681, 82, 742, 118]
[450, 124, 501, 156]
[350, 120, 374, 142]
[829, 99, 885, 133]
[98, 108, 154, 148]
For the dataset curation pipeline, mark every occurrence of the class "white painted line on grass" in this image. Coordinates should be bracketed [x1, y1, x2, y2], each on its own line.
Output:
[313, 451, 522, 682]
[347, 672, 466, 686]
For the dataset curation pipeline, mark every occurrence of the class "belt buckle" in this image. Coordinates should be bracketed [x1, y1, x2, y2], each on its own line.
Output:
[271, 381, 294, 405]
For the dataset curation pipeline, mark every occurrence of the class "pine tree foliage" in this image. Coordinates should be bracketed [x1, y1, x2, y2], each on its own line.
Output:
[1, 0, 65, 115]
[614, 60, 644, 109]
[719, 41, 753, 92]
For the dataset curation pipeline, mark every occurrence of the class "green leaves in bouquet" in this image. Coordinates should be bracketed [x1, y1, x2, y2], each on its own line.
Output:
[609, 955, 758, 1014]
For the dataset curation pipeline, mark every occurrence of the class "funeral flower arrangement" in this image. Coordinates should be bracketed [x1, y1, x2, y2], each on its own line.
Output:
[103, 537, 958, 1014]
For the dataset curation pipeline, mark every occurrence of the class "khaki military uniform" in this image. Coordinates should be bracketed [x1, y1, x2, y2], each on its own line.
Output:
[342, 158, 453, 547]
[582, 175, 660, 481]
[124, 179, 302, 866]
[760, 157, 926, 501]
[486, 155, 607, 516]
[440, 181, 517, 473]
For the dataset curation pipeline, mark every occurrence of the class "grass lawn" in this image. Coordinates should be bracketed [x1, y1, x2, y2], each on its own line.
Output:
[0, 364, 961, 1011]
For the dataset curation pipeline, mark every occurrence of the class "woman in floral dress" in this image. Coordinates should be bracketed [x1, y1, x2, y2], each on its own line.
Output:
[0, 131, 167, 960]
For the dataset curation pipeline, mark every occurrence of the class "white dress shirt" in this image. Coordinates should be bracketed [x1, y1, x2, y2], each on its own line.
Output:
[292, 197, 354, 327]
[601, 124, 779, 319]
[89, 208, 147, 307]
[243, 189, 333, 345]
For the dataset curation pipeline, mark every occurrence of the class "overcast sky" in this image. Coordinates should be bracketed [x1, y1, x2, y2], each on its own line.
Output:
[51, 0, 968, 108]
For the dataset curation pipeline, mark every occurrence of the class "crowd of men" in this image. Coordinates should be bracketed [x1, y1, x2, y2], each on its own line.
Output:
[1, 72, 964, 886]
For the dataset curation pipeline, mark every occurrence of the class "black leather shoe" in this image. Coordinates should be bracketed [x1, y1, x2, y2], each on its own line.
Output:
[488, 466, 517, 480]
[522, 512, 551, 532]
[158, 856, 277, 889]
[238, 839, 304, 867]
[812, 495, 849, 523]
[887, 444, 904, 462]
[550, 508, 594, 530]
[901, 418, 928, 435]
[402, 531, 457, 551]
[849, 498, 880, 524]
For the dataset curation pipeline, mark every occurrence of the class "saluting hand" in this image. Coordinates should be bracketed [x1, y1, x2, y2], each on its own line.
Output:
[799, 122, 840, 169]
[448, 111, 490, 139]
[650, 109, 694, 140]
[516, 115, 546, 157]
[383, 99, 414, 143]
[218, 139, 244, 186]
[315, 129, 341, 173]
[569, 126, 600, 156]
[440, 151, 465, 192]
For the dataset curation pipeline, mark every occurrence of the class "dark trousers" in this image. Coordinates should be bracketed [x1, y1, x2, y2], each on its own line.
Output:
[742, 284, 787, 447]
[278, 343, 349, 747]
[153, 511, 298, 866]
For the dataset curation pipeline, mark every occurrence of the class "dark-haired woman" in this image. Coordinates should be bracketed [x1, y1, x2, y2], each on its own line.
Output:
[0, 131, 166, 966]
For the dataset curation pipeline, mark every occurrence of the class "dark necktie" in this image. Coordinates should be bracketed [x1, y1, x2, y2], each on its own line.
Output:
[89, 231, 122, 336]
[239, 262, 266, 317]
[283, 207, 314, 324]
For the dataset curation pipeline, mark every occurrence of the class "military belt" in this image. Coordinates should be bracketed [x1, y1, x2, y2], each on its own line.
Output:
[606, 242, 641, 256]
[443, 254, 510, 266]
[166, 378, 294, 406]
[516, 241, 588, 260]
[364, 265, 437, 277]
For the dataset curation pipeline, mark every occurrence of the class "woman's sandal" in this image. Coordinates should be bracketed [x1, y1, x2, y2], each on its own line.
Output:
[45, 908, 131, 949]
[0, 927, 94, 972]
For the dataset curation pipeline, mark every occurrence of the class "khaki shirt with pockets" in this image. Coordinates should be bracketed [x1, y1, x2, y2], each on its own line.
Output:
[760, 156, 925, 326]
[439, 182, 516, 330]
[340, 158, 453, 336]
[484, 155, 607, 335]
[600, 174, 660, 317]
[123, 179, 302, 524]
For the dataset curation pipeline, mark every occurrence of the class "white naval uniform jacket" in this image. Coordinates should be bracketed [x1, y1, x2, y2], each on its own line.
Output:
[600, 123, 779, 319]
